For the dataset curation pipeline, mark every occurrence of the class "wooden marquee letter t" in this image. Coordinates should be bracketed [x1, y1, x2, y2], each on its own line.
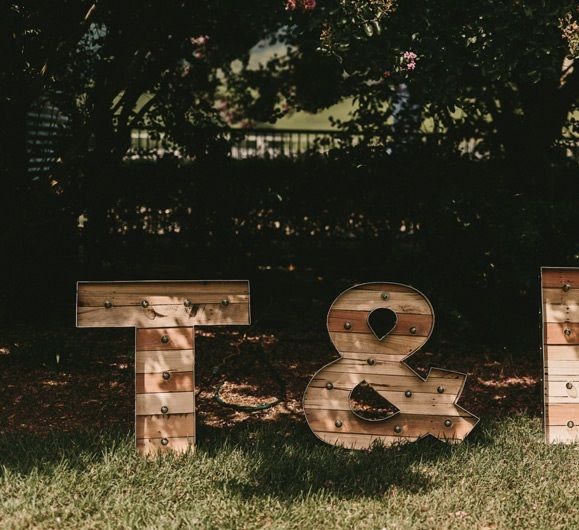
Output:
[76, 280, 250, 455]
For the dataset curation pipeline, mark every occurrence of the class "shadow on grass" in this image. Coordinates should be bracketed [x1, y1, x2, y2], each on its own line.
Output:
[0, 415, 498, 500]
[198, 417, 497, 500]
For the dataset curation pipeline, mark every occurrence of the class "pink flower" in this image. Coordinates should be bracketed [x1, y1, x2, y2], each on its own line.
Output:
[402, 50, 418, 72]
[191, 35, 209, 46]
[286, 0, 315, 12]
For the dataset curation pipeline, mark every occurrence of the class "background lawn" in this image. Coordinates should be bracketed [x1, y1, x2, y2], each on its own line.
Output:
[1, 416, 579, 530]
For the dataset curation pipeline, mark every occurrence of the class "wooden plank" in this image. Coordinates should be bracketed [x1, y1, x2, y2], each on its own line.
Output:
[136, 437, 194, 455]
[544, 345, 579, 361]
[306, 410, 476, 440]
[78, 303, 249, 328]
[545, 363, 579, 376]
[78, 280, 249, 295]
[543, 301, 579, 323]
[541, 268, 579, 288]
[356, 284, 419, 292]
[304, 382, 468, 416]
[543, 287, 578, 305]
[542, 285, 579, 305]
[79, 293, 249, 307]
[331, 291, 432, 314]
[135, 349, 194, 373]
[328, 310, 433, 336]
[136, 372, 194, 393]
[136, 414, 194, 439]
[316, 431, 403, 449]
[546, 426, 579, 444]
[136, 327, 193, 351]
[545, 404, 579, 425]
[322, 359, 414, 377]
[331, 332, 426, 356]
[545, 322, 578, 344]
[546, 380, 579, 399]
[309, 371, 465, 395]
[136, 392, 194, 416]
[305, 386, 457, 405]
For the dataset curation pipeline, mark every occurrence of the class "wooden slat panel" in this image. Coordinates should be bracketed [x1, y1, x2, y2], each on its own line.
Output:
[79, 293, 249, 307]
[331, 291, 432, 314]
[545, 360, 579, 381]
[545, 404, 579, 425]
[78, 303, 249, 328]
[135, 349, 194, 373]
[546, 426, 579, 444]
[541, 268, 579, 288]
[136, 414, 194, 439]
[543, 288, 578, 305]
[306, 410, 476, 439]
[136, 372, 194, 393]
[306, 386, 457, 404]
[136, 437, 194, 455]
[331, 332, 426, 356]
[322, 359, 413, 377]
[136, 392, 194, 415]
[78, 291, 249, 307]
[545, 322, 579, 344]
[304, 390, 458, 413]
[328, 310, 433, 336]
[546, 380, 579, 399]
[136, 327, 193, 351]
[544, 302, 579, 323]
[78, 280, 249, 295]
[356, 284, 418, 292]
[309, 371, 464, 395]
[317, 431, 403, 449]
[544, 345, 579, 361]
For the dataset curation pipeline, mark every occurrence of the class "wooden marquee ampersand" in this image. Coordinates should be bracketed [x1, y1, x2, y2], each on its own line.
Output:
[541, 267, 579, 443]
[303, 282, 478, 450]
[76, 280, 250, 455]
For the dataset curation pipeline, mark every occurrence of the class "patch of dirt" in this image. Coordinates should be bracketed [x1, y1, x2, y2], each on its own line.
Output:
[0, 327, 542, 436]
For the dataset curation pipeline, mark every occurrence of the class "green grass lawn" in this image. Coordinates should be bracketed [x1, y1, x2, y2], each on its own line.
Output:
[1, 415, 578, 530]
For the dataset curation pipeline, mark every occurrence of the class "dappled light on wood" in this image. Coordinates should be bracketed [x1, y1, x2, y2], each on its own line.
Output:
[541, 267, 579, 444]
[304, 282, 478, 450]
[76, 280, 250, 455]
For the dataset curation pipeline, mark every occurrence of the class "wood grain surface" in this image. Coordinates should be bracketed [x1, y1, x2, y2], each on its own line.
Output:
[77, 280, 250, 328]
[303, 282, 478, 450]
[76, 280, 251, 456]
[542, 268, 579, 443]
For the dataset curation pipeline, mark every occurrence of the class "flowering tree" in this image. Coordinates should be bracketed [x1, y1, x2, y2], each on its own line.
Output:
[232, 1, 579, 164]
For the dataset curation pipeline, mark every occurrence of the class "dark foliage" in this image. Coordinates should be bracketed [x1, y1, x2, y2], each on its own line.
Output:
[5, 152, 576, 353]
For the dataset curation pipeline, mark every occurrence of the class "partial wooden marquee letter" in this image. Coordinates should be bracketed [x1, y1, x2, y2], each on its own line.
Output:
[541, 267, 579, 443]
[303, 282, 478, 449]
[76, 280, 250, 455]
